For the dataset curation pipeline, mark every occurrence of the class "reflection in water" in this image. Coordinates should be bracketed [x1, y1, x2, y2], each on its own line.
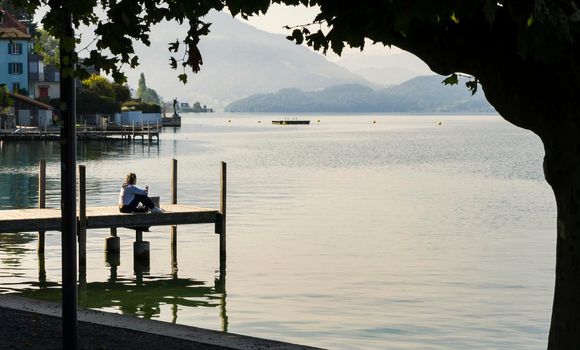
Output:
[0, 232, 35, 267]
[0, 140, 161, 210]
[9, 266, 227, 327]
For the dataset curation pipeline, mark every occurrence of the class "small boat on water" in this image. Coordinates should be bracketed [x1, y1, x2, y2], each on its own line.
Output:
[272, 117, 310, 125]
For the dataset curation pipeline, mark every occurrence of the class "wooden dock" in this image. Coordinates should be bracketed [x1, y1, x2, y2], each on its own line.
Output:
[0, 205, 219, 233]
[0, 159, 226, 271]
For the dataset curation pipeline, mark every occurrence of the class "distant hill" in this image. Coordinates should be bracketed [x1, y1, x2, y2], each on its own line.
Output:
[225, 75, 496, 113]
[117, 12, 369, 107]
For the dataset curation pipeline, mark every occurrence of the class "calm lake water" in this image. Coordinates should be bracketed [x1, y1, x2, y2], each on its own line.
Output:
[0, 113, 555, 349]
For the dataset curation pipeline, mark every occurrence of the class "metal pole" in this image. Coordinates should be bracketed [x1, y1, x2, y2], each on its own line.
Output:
[60, 6, 78, 350]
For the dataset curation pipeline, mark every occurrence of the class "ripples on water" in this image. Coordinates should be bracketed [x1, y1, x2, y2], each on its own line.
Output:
[0, 114, 555, 349]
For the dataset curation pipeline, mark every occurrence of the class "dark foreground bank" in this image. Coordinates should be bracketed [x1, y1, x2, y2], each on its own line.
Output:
[0, 295, 323, 350]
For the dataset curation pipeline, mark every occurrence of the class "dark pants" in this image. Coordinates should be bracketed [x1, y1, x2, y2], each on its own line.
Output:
[119, 194, 155, 213]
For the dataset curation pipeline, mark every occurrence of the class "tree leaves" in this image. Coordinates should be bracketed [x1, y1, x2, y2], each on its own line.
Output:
[442, 74, 459, 86]
[168, 40, 180, 53]
[465, 78, 479, 95]
[169, 57, 177, 69]
[287, 29, 304, 45]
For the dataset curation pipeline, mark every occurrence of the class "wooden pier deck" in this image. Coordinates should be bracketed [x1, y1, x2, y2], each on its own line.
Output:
[0, 159, 227, 270]
[0, 205, 219, 233]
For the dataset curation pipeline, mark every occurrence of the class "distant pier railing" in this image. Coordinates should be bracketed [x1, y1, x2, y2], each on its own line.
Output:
[0, 123, 161, 142]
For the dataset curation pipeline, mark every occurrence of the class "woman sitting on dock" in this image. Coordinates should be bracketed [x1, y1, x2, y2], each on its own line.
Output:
[118, 173, 164, 213]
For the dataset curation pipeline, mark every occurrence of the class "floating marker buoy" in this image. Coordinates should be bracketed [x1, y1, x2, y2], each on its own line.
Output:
[438, 121, 442, 125]
[258, 120, 261, 123]
[228, 119, 231, 123]
[317, 120, 321, 123]
[372, 120, 376, 124]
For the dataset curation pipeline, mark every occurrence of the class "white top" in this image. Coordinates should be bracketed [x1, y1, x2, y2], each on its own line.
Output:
[118, 184, 148, 206]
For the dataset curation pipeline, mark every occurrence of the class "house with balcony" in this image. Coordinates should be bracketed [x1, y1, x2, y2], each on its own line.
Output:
[29, 54, 60, 102]
[0, 9, 30, 94]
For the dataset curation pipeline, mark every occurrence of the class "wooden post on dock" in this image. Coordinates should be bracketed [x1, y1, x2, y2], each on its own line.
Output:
[78, 165, 87, 270]
[220, 162, 227, 267]
[38, 161, 47, 284]
[171, 159, 178, 273]
[134, 230, 150, 261]
[38, 160, 46, 253]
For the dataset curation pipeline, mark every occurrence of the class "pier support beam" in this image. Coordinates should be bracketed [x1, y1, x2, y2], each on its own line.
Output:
[219, 162, 227, 270]
[106, 228, 120, 253]
[171, 159, 178, 274]
[133, 230, 150, 262]
[38, 160, 46, 253]
[134, 229, 150, 280]
[78, 165, 87, 271]
[106, 252, 120, 283]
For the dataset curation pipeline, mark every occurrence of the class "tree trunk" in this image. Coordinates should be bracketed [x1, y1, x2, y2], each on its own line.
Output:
[543, 136, 580, 349]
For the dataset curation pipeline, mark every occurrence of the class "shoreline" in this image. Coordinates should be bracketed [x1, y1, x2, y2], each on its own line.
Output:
[0, 294, 323, 350]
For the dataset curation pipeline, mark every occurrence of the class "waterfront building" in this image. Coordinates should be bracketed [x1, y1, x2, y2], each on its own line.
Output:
[29, 54, 60, 102]
[0, 9, 30, 94]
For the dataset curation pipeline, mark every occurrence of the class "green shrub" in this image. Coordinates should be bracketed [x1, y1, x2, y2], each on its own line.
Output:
[121, 101, 161, 113]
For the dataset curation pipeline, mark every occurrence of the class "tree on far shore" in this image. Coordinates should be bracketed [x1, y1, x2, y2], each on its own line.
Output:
[136, 73, 161, 105]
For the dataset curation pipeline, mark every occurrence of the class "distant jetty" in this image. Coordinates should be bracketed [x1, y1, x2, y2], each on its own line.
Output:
[162, 113, 181, 127]
[272, 118, 310, 125]
[0, 125, 160, 142]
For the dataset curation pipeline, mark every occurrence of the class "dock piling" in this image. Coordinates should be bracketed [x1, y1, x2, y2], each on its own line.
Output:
[38, 160, 46, 253]
[171, 159, 178, 273]
[78, 165, 87, 270]
[106, 252, 120, 283]
[219, 162, 227, 267]
[106, 228, 120, 253]
[133, 229, 150, 261]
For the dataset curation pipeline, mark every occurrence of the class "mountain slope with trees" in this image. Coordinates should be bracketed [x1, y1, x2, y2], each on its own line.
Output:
[226, 75, 495, 113]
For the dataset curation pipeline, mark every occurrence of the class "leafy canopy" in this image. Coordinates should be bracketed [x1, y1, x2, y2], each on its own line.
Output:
[17, 1, 580, 127]
[81, 74, 131, 103]
[33, 29, 60, 67]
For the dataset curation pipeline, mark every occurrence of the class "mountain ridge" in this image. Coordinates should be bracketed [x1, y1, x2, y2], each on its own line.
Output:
[120, 12, 370, 107]
[225, 75, 496, 113]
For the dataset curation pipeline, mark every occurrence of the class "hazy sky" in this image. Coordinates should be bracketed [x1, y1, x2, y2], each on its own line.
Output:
[32, 4, 404, 59]
[242, 4, 405, 58]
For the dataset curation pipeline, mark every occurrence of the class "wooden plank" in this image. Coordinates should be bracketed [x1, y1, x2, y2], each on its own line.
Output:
[85, 205, 218, 228]
[0, 205, 219, 233]
[0, 208, 63, 233]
